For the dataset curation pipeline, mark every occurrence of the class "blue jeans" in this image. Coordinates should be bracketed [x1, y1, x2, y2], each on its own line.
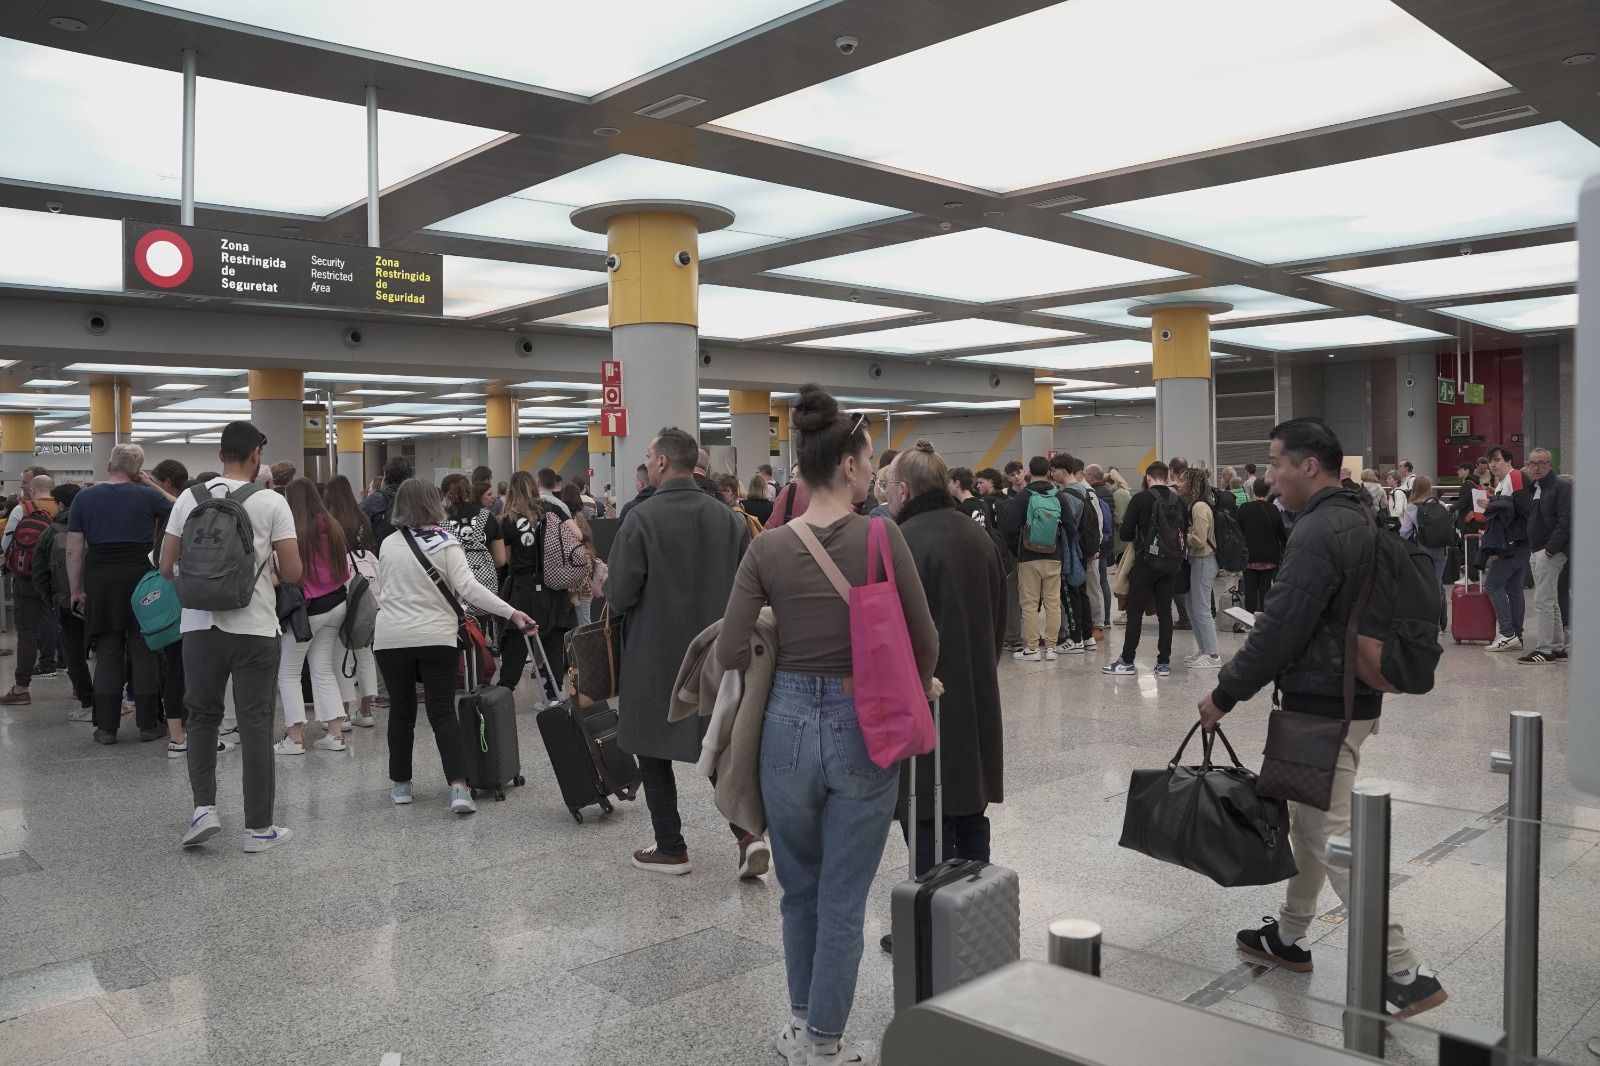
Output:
[1187, 553, 1220, 656]
[1484, 550, 1528, 638]
[761, 673, 900, 1043]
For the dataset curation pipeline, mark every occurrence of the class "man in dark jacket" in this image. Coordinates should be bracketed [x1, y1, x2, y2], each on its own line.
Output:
[978, 467, 1020, 650]
[1104, 461, 1186, 677]
[606, 427, 759, 878]
[1087, 464, 1116, 633]
[1520, 447, 1570, 664]
[1198, 417, 1445, 1020]
[360, 455, 411, 544]
[1481, 443, 1532, 652]
[33, 484, 92, 717]
[1000, 456, 1062, 662]
[617, 464, 655, 524]
[1049, 454, 1099, 652]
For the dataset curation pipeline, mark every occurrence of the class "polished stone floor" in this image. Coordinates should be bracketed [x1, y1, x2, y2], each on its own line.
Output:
[0, 611, 1593, 1065]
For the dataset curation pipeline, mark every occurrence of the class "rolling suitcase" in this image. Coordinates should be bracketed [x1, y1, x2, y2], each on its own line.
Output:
[457, 634, 525, 801]
[530, 635, 639, 823]
[1451, 535, 1497, 644]
[891, 699, 1021, 1012]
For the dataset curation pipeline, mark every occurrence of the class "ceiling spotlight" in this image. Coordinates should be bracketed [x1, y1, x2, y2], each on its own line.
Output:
[938, 221, 954, 231]
[1562, 53, 1596, 65]
[48, 16, 88, 31]
[943, 201, 964, 209]
[982, 210, 1003, 218]
[1328, 352, 1336, 358]
[593, 127, 622, 137]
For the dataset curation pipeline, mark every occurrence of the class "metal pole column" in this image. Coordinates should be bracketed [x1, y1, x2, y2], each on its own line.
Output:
[1329, 786, 1390, 1058]
[365, 85, 380, 245]
[1046, 919, 1102, 977]
[1490, 711, 1543, 1058]
[181, 48, 196, 226]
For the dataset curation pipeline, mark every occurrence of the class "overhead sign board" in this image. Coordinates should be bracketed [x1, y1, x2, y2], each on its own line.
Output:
[123, 221, 443, 316]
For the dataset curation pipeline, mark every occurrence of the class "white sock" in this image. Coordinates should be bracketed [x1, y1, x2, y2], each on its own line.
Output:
[1391, 965, 1418, 984]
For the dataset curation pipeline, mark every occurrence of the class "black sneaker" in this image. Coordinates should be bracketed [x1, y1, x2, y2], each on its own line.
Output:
[1385, 966, 1447, 1019]
[1518, 650, 1556, 665]
[1553, 650, 1569, 661]
[92, 729, 118, 746]
[138, 725, 163, 742]
[1236, 917, 1313, 972]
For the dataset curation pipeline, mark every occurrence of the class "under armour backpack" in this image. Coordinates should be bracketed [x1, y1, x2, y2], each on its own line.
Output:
[1142, 488, 1187, 575]
[1022, 487, 1063, 553]
[4, 509, 52, 578]
[175, 483, 268, 612]
[1415, 498, 1456, 550]
[1211, 504, 1249, 572]
[131, 569, 183, 650]
[1353, 505, 1444, 695]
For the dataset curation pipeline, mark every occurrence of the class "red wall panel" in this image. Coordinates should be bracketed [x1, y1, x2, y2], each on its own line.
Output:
[1436, 348, 1524, 474]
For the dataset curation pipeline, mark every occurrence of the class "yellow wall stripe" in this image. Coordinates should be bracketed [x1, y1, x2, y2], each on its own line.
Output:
[548, 437, 584, 473]
[1136, 445, 1157, 474]
[889, 417, 919, 452]
[977, 419, 1020, 470]
[518, 438, 553, 472]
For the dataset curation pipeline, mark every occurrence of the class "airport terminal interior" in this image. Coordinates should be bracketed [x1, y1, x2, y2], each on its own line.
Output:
[0, 1, 1596, 1063]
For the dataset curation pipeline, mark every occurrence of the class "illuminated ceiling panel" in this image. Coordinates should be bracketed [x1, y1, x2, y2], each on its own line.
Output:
[1213, 316, 1450, 350]
[1058, 387, 1158, 402]
[0, 40, 503, 215]
[1435, 294, 1577, 332]
[716, 0, 1504, 192]
[1082, 124, 1600, 264]
[958, 340, 1158, 372]
[152, 1, 817, 95]
[771, 228, 1183, 302]
[1311, 243, 1578, 301]
[441, 256, 602, 318]
[539, 284, 919, 339]
[795, 318, 1076, 355]
[432, 155, 900, 259]
[0, 208, 121, 293]
[1046, 285, 1329, 327]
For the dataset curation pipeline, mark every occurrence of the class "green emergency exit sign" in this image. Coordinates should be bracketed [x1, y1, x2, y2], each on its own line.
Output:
[1438, 378, 1456, 404]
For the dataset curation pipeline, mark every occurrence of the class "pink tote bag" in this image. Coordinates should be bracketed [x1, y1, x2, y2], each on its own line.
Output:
[792, 516, 934, 768]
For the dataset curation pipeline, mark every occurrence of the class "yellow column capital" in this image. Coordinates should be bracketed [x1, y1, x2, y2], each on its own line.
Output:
[1151, 306, 1213, 381]
[1019, 383, 1055, 427]
[486, 394, 516, 438]
[0, 412, 35, 453]
[607, 211, 700, 328]
[770, 399, 790, 443]
[728, 389, 771, 416]
[335, 419, 364, 454]
[248, 369, 305, 401]
[586, 424, 613, 454]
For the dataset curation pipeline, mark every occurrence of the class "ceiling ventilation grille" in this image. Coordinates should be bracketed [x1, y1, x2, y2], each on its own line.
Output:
[1029, 193, 1087, 209]
[1450, 104, 1539, 130]
[635, 94, 707, 119]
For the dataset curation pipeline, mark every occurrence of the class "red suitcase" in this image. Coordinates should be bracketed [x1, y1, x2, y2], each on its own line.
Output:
[1450, 535, 1496, 645]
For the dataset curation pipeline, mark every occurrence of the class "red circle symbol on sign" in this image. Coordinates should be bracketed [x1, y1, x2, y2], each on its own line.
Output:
[133, 229, 194, 288]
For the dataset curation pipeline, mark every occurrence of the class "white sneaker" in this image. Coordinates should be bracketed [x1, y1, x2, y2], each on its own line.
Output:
[1111, 613, 1127, 626]
[776, 1019, 807, 1065]
[312, 734, 346, 752]
[1486, 635, 1522, 653]
[350, 712, 377, 728]
[810, 1039, 872, 1065]
[1012, 648, 1040, 662]
[450, 784, 478, 815]
[390, 782, 413, 805]
[216, 728, 240, 752]
[1042, 648, 1059, 662]
[274, 736, 305, 756]
[167, 739, 187, 759]
[243, 825, 293, 853]
[1182, 651, 1203, 665]
[67, 708, 94, 723]
[181, 806, 221, 848]
[1191, 654, 1223, 670]
[1059, 640, 1086, 654]
[1083, 637, 1097, 650]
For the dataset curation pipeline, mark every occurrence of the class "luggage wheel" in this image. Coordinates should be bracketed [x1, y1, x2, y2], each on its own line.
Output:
[514, 775, 526, 786]
[570, 808, 584, 824]
[494, 789, 507, 801]
[598, 796, 613, 814]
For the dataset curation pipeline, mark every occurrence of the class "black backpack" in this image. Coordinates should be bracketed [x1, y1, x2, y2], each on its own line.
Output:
[1414, 498, 1456, 550]
[1349, 502, 1443, 695]
[1211, 504, 1249, 571]
[1142, 488, 1187, 575]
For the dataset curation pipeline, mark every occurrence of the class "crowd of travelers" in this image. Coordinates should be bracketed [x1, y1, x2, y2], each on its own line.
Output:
[3, 388, 1569, 1063]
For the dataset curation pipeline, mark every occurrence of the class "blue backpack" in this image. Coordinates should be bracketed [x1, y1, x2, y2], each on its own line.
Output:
[131, 569, 183, 650]
[1057, 491, 1087, 588]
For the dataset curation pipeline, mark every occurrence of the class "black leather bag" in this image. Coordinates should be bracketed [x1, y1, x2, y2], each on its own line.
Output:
[1119, 723, 1297, 888]
[275, 583, 311, 643]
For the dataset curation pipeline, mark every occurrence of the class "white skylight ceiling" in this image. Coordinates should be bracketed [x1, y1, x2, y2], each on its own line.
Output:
[431, 155, 901, 259]
[795, 319, 1077, 356]
[1213, 316, 1450, 351]
[1060, 387, 1158, 402]
[1082, 124, 1600, 264]
[539, 285, 920, 339]
[1436, 294, 1578, 332]
[1311, 243, 1579, 301]
[0, 39, 503, 216]
[958, 340, 1160, 372]
[772, 228, 1183, 303]
[1046, 285, 1330, 327]
[0, 208, 121, 293]
[154, 1, 816, 96]
[442, 256, 602, 318]
[715, 0, 1504, 193]
[67, 363, 242, 377]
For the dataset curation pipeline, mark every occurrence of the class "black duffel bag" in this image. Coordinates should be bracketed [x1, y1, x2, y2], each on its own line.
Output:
[1118, 723, 1297, 887]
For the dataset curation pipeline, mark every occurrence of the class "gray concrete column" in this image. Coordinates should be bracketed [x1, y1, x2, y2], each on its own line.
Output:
[1155, 377, 1213, 466]
[91, 433, 116, 479]
[1395, 351, 1438, 479]
[487, 436, 516, 487]
[337, 450, 363, 485]
[364, 442, 382, 483]
[250, 399, 304, 474]
[613, 322, 698, 507]
[1019, 424, 1053, 461]
[588, 451, 613, 492]
[731, 412, 770, 480]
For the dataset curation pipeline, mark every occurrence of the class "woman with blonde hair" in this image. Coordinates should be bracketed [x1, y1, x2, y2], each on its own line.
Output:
[742, 473, 775, 526]
[1180, 466, 1222, 670]
[499, 470, 587, 706]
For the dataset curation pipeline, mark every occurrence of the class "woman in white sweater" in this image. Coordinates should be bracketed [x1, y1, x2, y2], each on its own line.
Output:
[375, 479, 535, 814]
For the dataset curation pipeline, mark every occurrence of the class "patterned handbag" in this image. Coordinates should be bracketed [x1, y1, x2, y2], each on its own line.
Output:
[564, 604, 623, 706]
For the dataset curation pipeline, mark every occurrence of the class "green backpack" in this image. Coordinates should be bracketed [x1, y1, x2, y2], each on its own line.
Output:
[1022, 487, 1063, 553]
[131, 570, 183, 650]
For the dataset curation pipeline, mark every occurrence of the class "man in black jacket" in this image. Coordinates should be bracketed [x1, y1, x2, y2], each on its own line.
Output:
[359, 455, 410, 544]
[1198, 417, 1445, 1020]
[1520, 447, 1570, 664]
[1481, 443, 1532, 652]
[1000, 456, 1063, 662]
[1103, 461, 1185, 677]
[979, 467, 1021, 651]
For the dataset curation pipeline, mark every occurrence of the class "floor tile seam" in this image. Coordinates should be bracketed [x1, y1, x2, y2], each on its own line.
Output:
[22, 996, 125, 1064]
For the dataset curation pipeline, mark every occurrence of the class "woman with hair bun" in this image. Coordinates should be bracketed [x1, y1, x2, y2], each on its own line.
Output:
[717, 384, 941, 1066]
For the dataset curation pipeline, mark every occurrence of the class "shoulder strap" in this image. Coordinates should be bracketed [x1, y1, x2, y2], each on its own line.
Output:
[789, 520, 852, 603]
[188, 484, 210, 508]
[782, 483, 797, 524]
[1341, 507, 1381, 731]
[402, 528, 465, 625]
[228, 483, 261, 504]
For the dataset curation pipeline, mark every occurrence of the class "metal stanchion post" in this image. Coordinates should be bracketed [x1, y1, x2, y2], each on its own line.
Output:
[1047, 919, 1102, 976]
[1439, 1023, 1506, 1066]
[1490, 711, 1543, 1059]
[1328, 786, 1390, 1058]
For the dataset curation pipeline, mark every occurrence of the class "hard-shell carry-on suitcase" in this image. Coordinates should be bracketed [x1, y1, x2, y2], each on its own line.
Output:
[890, 699, 1021, 1012]
[456, 633, 526, 801]
[1451, 535, 1497, 644]
[530, 634, 640, 824]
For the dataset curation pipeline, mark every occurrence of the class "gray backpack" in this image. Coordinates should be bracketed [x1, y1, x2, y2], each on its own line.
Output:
[339, 559, 378, 673]
[175, 482, 269, 612]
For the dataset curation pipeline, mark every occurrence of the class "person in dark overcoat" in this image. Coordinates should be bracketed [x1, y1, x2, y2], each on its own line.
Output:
[605, 426, 758, 877]
[886, 439, 1006, 877]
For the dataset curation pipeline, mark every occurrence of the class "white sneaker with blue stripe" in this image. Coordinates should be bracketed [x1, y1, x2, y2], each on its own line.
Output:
[243, 825, 293, 853]
[181, 806, 221, 848]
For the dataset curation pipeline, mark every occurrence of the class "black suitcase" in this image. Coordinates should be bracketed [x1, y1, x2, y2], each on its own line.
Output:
[457, 636, 524, 801]
[528, 636, 639, 823]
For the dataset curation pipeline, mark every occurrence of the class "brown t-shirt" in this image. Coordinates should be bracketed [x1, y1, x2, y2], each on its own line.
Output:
[716, 512, 938, 684]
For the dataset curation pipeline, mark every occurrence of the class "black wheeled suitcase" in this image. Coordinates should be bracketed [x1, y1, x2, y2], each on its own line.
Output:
[529, 635, 639, 823]
[890, 699, 1021, 1012]
[456, 635, 525, 801]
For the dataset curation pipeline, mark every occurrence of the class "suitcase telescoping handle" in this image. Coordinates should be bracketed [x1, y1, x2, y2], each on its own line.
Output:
[1462, 532, 1485, 592]
[907, 698, 942, 881]
[524, 630, 556, 699]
